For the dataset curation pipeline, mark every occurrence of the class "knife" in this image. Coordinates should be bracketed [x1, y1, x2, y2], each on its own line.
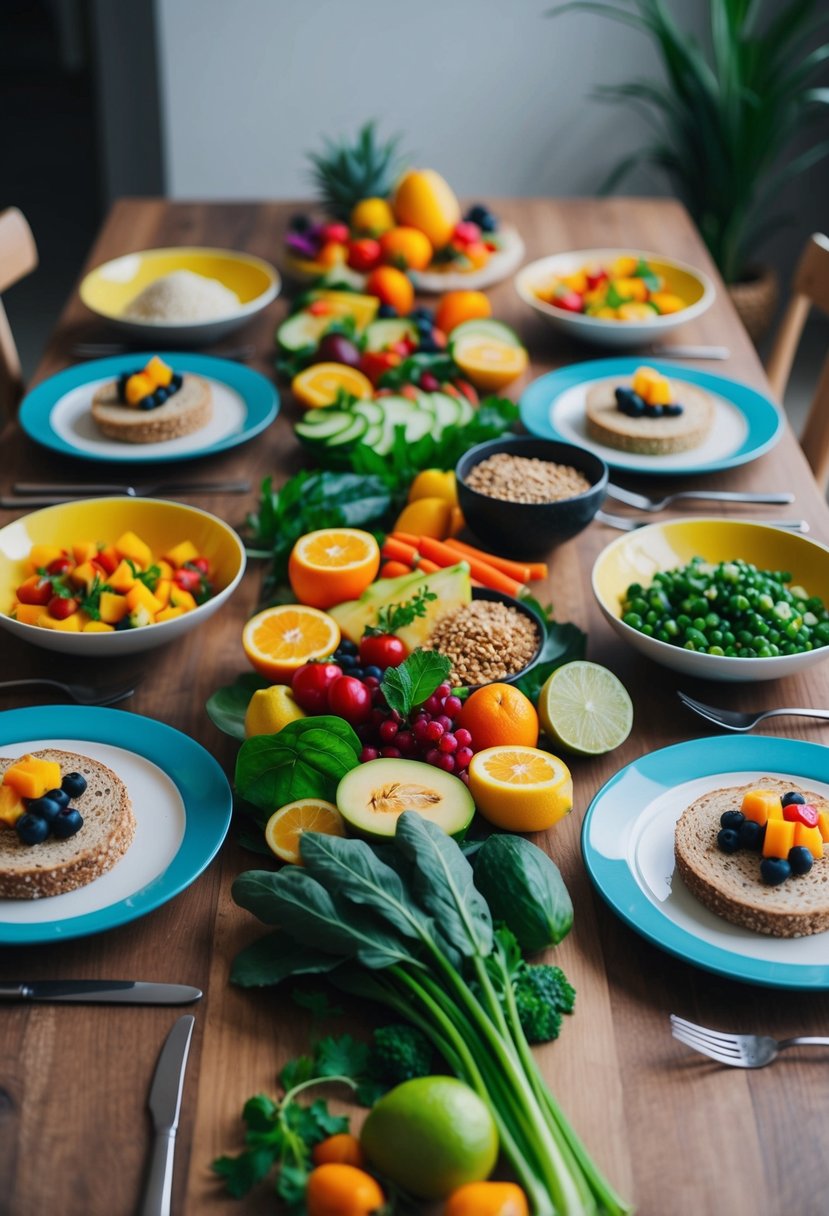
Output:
[0, 980, 202, 1005]
[138, 1014, 195, 1216]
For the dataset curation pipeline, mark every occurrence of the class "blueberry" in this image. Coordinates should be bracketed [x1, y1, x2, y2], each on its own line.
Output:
[646, 404, 665, 418]
[788, 846, 814, 876]
[418, 336, 439, 353]
[717, 828, 741, 854]
[720, 810, 745, 831]
[411, 307, 434, 323]
[53, 809, 83, 839]
[363, 665, 383, 680]
[416, 317, 433, 335]
[614, 388, 645, 417]
[45, 788, 70, 809]
[61, 772, 87, 798]
[138, 395, 156, 411]
[664, 403, 684, 416]
[338, 639, 359, 656]
[339, 653, 358, 670]
[27, 796, 62, 823]
[154, 387, 169, 405]
[781, 791, 806, 807]
[377, 303, 398, 319]
[289, 213, 311, 233]
[16, 813, 50, 845]
[171, 373, 183, 391]
[478, 213, 498, 233]
[738, 819, 764, 851]
[465, 204, 488, 224]
[760, 856, 791, 885]
[351, 667, 365, 680]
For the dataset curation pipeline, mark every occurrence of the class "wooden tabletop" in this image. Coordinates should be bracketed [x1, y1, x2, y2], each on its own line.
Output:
[1, 198, 828, 1216]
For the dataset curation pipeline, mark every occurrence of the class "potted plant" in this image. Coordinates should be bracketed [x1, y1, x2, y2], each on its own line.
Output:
[548, 0, 829, 342]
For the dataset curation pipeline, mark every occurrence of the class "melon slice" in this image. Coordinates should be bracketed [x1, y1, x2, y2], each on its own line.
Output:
[337, 758, 475, 840]
[329, 563, 471, 645]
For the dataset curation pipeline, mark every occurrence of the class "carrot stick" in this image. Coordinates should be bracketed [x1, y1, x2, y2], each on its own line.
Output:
[416, 537, 526, 597]
[380, 561, 413, 578]
[390, 531, 421, 547]
[381, 538, 419, 565]
[415, 558, 441, 574]
[443, 539, 548, 583]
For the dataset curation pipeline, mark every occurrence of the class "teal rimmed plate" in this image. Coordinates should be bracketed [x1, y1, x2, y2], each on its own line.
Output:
[0, 706, 232, 944]
[18, 352, 278, 464]
[582, 735, 829, 989]
[520, 358, 782, 476]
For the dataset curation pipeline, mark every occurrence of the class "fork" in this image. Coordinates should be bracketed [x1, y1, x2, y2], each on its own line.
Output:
[670, 1015, 829, 1068]
[595, 508, 809, 533]
[677, 690, 829, 732]
[0, 678, 135, 707]
[71, 341, 256, 361]
[605, 484, 794, 512]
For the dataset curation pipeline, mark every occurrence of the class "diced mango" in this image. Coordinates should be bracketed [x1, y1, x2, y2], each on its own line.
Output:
[164, 540, 199, 568]
[617, 302, 657, 321]
[83, 620, 114, 633]
[611, 255, 639, 277]
[115, 530, 152, 569]
[99, 591, 129, 624]
[108, 559, 137, 594]
[583, 288, 607, 308]
[645, 377, 672, 406]
[651, 291, 685, 315]
[793, 824, 823, 860]
[741, 789, 783, 826]
[155, 606, 185, 622]
[4, 755, 62, 800]
[157, 559, 173, 579]
[144, 355, 173, 387]
[39, 612, 82, 632]
[169, 585, 197, 612]
[125, 373, 155, 406]
[632, 366, 660, 398]
[126, 581, 163, 615]
[817, 810, 829, 844]
[27, 544, 64, 573]
[0, 784, 26, 828]
[562, 271, 588, 294]
[154, 578, 171, 609]
[763, 819, 796, 859]
[72, 541, 97, 565]
[613, 277, 649, 302]
[13, 603, 43, 626]
[594, 306, 617, 319]
[71, 560, 100, 590]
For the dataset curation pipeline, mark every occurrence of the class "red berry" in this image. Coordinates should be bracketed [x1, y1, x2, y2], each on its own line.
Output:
[363, 676, 380, 689]
[321, 221, 350, 244]
[425, 720, 444, 742]
[370, 707, 387, 727]
[378, 719, 399, 743]
[327, 675, 372, 726]
[458, 770, 470, 785]
[455, 728, 472, 748]
[456, 746, 474, 769]
[396, 731, 415, 753]
[16, 578, 52, 606]
[424, 694, 442, 716]
[47, 595, 79, 620]
[439, 733, 458, 754]
[783, 802, 820, 828]
[436, 715, 453, 732]
[437, 753, 456, 773]
[419, 372, 441, 391]
[425, 748, 441, 766]
[191, 556, 210, 575]
[359, 634, 407, 669]
[412, 718, 430, 741]
[381, 746, 401, 759]
[360, 746, 379, 762]
[443, 695, 463, 717]
[46, 557, 73, 576]
[291, 662, 343, 713]
[436, 683, 452, 699]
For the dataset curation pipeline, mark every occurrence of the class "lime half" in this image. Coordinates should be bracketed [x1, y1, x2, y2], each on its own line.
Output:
[538, 661, 633, 755]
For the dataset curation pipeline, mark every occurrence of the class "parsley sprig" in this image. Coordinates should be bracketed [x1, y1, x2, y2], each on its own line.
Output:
[364, 587, 437, 637]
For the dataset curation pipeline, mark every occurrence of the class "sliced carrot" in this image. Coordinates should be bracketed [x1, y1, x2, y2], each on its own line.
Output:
[380, 561, 412, 578]
[414, 558, 441, 573]
[443, 539, 548, 583]
[381, 537, 419, 565]
[416, 537, 525, 597]
[390, 531, 421, 547]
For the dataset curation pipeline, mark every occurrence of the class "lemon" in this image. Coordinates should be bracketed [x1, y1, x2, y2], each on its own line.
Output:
[538, 661, 633, 756]
[360, 1076, 498, 1199]
[467, 745, 572, 832]
[243, 685, 306, 738]
[452, 336, 528, 391]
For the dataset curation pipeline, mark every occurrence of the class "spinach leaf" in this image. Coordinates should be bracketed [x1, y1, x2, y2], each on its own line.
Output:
[474, 835, 573, 953]
[381, 649, 451, 717]
[230, 932, 342, 988]
[514, 621, 587, 704]
[206, 673, 271, 740]
[235, 717, 360, 811]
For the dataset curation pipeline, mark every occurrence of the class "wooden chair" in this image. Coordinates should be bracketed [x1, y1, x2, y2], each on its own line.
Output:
[766, 233, 829, 491]
[0, 207, 38, 416]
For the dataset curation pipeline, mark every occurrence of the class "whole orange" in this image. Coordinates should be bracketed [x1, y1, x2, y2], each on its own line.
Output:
[435, 290, 492, 334]
[457, 683, 539, 750]
[306, 1162, 385, 1216]
[365, 266, 414, 315]
[380, 226, 433, 271]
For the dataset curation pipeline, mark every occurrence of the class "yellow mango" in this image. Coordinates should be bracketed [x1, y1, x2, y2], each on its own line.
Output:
[115, 530, 152, 569]
[741, 789, 783, 825]
[83, 621, 114, 633]
[611, 255, 639, 277]
[562, 271, 588, 294]
[144, 355, 173, 387]
[125, 373, 154, 405]
[4, 755, 62, 800]
[155, 606, 185, 622]
[164, 540, 199, 568]
[763, 819, 795, 859]
[613, 277, 648, 302]
[617, 302, 657, 321]
[793, 823, 823, 860]
[99, 591, 129, 624]
[154, 578, 172, 609]
[157, 559, 174, 580]
[71, 560, 100, 590]
[651, 291, 685, 315]
[169, 585, 197, 611]
[126, 582, 163, 615]
[39, 612, 83, 632]
[408, 469, 457, 506]
[27, 544, 64, 573]
[0, 785, 26, 828]
[644, 377, 672, 407]
[13, 603, 43, 626]
[72, 541, 97, 565]
[818, 810, 829, 844]
[108, 560, 137, 594]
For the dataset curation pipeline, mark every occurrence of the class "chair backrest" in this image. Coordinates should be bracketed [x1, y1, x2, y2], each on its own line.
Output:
[766, 233, 829, 491]
[0, 207, 38, 416]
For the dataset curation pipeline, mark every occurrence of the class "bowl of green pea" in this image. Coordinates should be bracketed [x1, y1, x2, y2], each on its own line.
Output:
[592, 518, 829, 681]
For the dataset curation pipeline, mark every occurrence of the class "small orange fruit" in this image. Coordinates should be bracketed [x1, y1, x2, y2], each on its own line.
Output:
[306, 1163, 385, 1216]
[312, 1133, 365, 1168]
[380, 226, 433, 271]
[434, 290, 491, 335]
[242, 604, 340, 683]
[444, 1180, 530, 1216]
[468, 745, 573, 832]
[288, 528, 381, 609]
[351, 196, 396, 234]
[365, 266, 414, 315]
[265, 799, 347, 865]
[316, 241, 348, 269]
[457, 683, 539, 751]
[452, 336, 528, 391]
[292, 363, 373, 409]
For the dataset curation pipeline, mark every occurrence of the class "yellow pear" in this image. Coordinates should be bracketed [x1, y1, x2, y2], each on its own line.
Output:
[393, 169, 461, 249]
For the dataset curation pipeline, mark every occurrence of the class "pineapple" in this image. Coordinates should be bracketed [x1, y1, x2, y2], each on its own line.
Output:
[308, 121, 404, 220]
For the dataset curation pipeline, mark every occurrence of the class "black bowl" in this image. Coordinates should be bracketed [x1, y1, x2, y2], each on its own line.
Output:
[455, 436, 608, 559]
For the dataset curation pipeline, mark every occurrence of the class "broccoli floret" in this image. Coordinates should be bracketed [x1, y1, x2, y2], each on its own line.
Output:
[371, 1024, 434, 1084]
[513, 965, 576, 1045]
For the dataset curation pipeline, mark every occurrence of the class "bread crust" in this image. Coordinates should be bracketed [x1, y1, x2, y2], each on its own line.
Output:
[91, 374, 212, 443]
[674, 778, 829, 937]
[585, 377, 714, 455]
[0, 749, 135, 899]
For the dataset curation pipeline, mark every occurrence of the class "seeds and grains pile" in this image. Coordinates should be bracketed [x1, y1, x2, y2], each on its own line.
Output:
[466, 452, 592, 502]
[425, 600, 540, 686]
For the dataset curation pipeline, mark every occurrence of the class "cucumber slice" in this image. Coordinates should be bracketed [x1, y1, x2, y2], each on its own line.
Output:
[449, 318, 522, 348]
[294, 410, 353, 441]
[352, 400, 385, 425]
[276, 311, 330, 352]
[362, 421, 384, 448]
[325, 414, 369, 447]
[455, 397, 474, 426]
[298, 405, 352, 427]
[379, 396, 420, 425]
[404, 411, 434, 443]
[363, 318, 419, 352]
[427, 393, 462, 433]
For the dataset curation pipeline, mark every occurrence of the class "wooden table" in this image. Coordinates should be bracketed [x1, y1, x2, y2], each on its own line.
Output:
[1, 199, 827, 1216]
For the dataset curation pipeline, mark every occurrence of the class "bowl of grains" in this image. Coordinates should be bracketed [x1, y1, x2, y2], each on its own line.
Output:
[456, 436, 608, 558]
[423, 588, 545, 690]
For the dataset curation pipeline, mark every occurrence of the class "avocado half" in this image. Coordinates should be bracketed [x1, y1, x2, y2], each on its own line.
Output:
[336, 758, 475, 841]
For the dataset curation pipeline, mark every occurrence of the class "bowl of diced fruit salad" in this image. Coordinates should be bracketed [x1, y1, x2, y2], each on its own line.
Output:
[0, 497, 246, 655]
[515, 249, 714, 348]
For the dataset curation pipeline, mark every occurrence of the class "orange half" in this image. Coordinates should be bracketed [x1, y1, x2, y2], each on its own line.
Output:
[288, 528, 380, 609]
[468, 745, 572, 832]
[291, 362, 373, 408]
[242, 603, 340, 682]
[264, 798, 347, 864]
[452, 337, 528, 391]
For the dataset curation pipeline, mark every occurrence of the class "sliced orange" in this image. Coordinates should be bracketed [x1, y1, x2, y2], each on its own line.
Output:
[292, 363, 373, 409]
[242, 604, 340, 682]
[288, 528, 381, 610]
[452, 337, 528, 391]
[264, 798, 347, 865]
[467, 745, 572, 832]
[434, 290, 491, 335]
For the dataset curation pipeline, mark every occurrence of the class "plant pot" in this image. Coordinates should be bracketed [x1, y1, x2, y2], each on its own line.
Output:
[727, 265, 779, 346]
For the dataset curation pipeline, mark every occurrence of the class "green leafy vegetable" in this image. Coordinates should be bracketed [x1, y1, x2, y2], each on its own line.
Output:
[365, 586, 437, 636]
[474, 834, 574, 953]
[235, 716, 361, 814]
[206, 673, 271, 740]
[514, 620, 587, 704]
[380, 649, 451, 717]
[126, 559, 161, 590]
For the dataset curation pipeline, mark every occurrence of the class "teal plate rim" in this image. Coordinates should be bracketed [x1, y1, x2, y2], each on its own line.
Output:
[0, 706, 232, 944]
[581, 734, 829, 989]
[18, 352, 279, 465]
[519, 357, 783, 476]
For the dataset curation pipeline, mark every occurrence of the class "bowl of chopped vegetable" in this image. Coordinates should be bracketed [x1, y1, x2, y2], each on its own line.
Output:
[592, 518, 829, 681]
[515, 249, 714, 348]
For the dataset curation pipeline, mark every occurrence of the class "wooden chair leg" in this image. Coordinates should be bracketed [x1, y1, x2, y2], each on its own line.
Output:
[799, 353, 829, 493]
[766, 294, 810, 400]
[0, 298, 23, 417]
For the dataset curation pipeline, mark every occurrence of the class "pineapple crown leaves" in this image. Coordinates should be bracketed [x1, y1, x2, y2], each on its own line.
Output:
[307, 120, 407, 219]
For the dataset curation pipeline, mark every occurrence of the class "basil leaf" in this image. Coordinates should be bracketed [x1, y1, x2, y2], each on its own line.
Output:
[230, 932, 342, 988]
[207, 673, 271, 740]
[381, 649, 451, 716]
[235, 717, 360, 810]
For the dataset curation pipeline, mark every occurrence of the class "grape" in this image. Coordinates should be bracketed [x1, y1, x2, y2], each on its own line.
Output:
[454, 728, 472, 748]
[456, 746, 474, 769]
[425, 748, 441, 765]
[444, 696, 463, 716]
[436, 715, 453, 732]
[425, 720, 444, 742]
[436, 683, 452, 699]
[381, 746, 401, 759]
[360, 746, 379, 762]
[396, 730, 415, 753]
[437, 753, 456, 773]
[412, 717, 430, 741]
[439, 733, 458, 754]
[424, 694, 442, 716]
[379, 719, 399, 743]
[458, 770, 470, 786]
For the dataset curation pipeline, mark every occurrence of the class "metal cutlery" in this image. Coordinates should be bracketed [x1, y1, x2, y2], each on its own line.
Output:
[0, 678, 136, 706]
[605, 484, 795, 512]
[0, 980, 202, 1005]
[72, 341, 256, 361]
[678, 690, 829, 732]
[650, 344, 730, 360]
[670, 1015, 829, 1068]
[595, 508, 809, 533]
[11, 478, 251, 499]
[139, 1015, 195, 1216]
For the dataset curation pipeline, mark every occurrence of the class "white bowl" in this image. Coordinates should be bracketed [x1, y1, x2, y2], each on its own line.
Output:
[515, 248, 715, 348]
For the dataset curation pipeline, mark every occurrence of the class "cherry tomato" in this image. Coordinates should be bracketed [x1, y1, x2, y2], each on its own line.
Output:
[327, 675, 372, 725]
[173, 567, 202, 593]
[320, 221, 350, 245]
[47, 595, 79, 620]
[347, 238, 382, 273]
[359, 634, 407, 670]
[16, 576, 52, 606]
[190, 556, 210, 575]
[46, 557, 73, 577]
[291, 662, 343, 714]
[94, 549, 119, 575]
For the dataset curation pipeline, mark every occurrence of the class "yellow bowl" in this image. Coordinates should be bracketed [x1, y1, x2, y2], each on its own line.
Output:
[515, 248, 714, 348]
[0, 498, 246, 656]
[592, 518, 829, 682]
[80, 247, 280, 346]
